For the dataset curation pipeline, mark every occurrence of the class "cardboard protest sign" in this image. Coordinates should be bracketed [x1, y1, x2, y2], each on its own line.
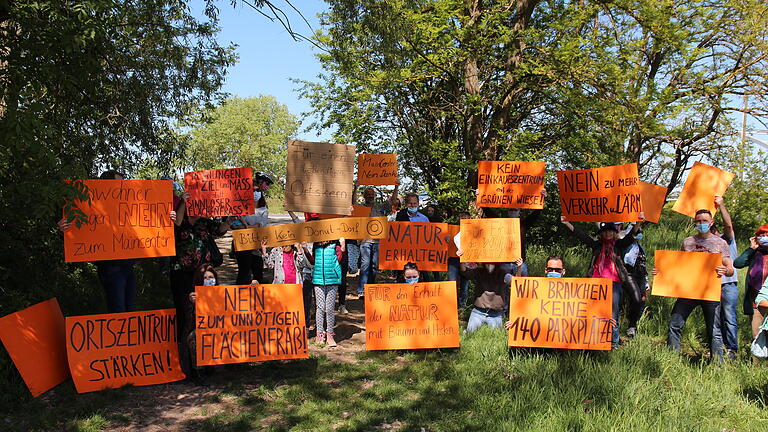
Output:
[233, 217, 388, 251]
[195, 284, 308, 365]
[378, 222, 450, 271]
[358, 154, 398, 185]
[476, 161, 546, 209]
[285, 140, 355, 215]
[64, 180, 175, 262]
[65, 309, 184, 393]
[651, 250, 723, 301]
[183, 167, 254, 217]
[446, 225, 460, 258]
[639, 181, 667, 224]
[0, 299, 69, 397]
[365, 282, 459, 350]
[318, 205, 371, 220]
[672, 162, 734, 218]
[508, 278, 613, 350]
[557, 163, 641, 223]
[459, 218, 521, 263]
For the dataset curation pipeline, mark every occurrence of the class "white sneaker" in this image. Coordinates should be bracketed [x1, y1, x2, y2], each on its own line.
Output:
[338, 305, 349, 314]
[627, 327, 637, 337]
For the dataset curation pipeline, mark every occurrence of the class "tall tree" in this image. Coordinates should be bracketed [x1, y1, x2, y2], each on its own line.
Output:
[184, 95, 300, 195]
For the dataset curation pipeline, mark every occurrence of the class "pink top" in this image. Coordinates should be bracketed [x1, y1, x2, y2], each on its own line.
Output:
[591, 249, 620, 283]
[282, 251, 297, 284]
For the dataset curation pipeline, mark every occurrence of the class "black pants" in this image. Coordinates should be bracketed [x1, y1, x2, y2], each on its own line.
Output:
[170, 270, 194, 342]
[235, 251, 263, 284]
[303, 279, 314, 326]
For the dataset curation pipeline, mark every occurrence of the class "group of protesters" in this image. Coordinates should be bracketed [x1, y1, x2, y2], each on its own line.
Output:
[58, 169, 768, 383]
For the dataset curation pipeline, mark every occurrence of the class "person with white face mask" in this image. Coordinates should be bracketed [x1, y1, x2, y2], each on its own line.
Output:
[619, 221, 649, 338]
[734, 223, 768, 339]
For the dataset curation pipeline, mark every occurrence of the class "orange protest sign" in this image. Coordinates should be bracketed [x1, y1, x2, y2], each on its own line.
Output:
[476, 161, 546, 209]
[0, 299, 69, 397]
[195, 284, 308, 365]
[459, 218, 521, 263]
[233, 217, 388, 250]
[508, 277, 613, 350]
[446, 225, 460, 258]
[557, 163, 641, 223]
[672, 162, 734, 218]
[358, 154, 398, 185]
[378, 222, 450, 271]
[651, 250, 723, 301]
[364, 282, 459, 350]
[639, 181, 667, 223]
[64, 180, 175, 262]
[65, 309, 184, 393]
[318, 204, 371, 220]
[183, 167, 254, 217]
[285, 140, 355, 215]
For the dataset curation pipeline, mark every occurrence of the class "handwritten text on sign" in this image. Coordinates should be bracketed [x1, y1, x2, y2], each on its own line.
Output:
[184, 167, 254, 217]
[65, 309, 184, 393]
[557, 163, 641, 222]
[459, 218, 522, 263]
[358, 154, 398, 185]
[64, 180, 175, 262]
[508, 277, 613, 350]
[285, 140, 355, 215]
[476, 161, 546, 209]
[365, 282, 459, 350]
[378, 222, 450, 271]
[195, 284, 308, 365]
[233, 217, 388, 250]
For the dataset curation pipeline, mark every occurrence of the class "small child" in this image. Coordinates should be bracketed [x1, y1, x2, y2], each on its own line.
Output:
[260, 241, 310, 284]
[307, 238, 345, 347]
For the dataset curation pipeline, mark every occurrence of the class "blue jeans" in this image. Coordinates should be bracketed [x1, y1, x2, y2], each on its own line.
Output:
[347, 240, 360, 273]
[358, 242, 379, 295]
[611, 282, 621, 348]
[500, 261, 529, 277]
[717, 282, 739, 352]
[447, 257, 470, 308]
[667, 298, 722, 361]
[97, 262, 136, 313]
[466, 308, 504, 333]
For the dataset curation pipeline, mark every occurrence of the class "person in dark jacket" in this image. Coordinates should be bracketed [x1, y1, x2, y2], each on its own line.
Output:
[460, 262, 512, 333]
[734, 223, 768, 337]
[560, 214, 644, 348]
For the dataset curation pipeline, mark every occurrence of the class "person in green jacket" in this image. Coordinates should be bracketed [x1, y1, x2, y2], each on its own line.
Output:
[308, 237, 346, 347]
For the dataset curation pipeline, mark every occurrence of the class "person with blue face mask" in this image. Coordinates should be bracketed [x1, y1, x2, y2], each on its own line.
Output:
[709, 196, 740, 359]
[403, 262, 420, 283]
[395, 193, 430, 223]
[655, 207, 735, 363]
[734, 223, 768, 340]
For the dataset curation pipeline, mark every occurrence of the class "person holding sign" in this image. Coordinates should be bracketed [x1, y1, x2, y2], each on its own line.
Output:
[710, 197, 740, 359]
[356, 183, 400, 298]
[656, 208, 734, 362]
[260, 241, 311, 285]
[734, 224, 768, 338]
[232, 172, 274, 284]
[505, 256, 567, 329]
[57, 170, 177, 313]
[619, 222, 649, 338]
[307, 238, 346, 347]
[184, 264, 219, 385]
[171, 192, 234, 343]
[460, 262, 512, 333]
[560, 214, 644, 348]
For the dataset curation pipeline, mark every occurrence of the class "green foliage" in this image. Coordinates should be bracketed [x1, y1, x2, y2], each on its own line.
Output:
[184, 95, 300, 200]
[714, 143, 768, 237]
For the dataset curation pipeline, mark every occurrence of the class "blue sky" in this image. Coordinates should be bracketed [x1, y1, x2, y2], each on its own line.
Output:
[208, 0, 332, 140]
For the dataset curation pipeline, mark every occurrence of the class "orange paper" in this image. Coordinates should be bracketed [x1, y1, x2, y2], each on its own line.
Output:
[459, 218, 522, 263]
[358, 154, 398, 185]
[476, 161, 546, 209]
[195, 284, 308, 365]
[0, 299, 70, 397]
[378, 222, 449, 271]
[508, 277, 613, 350]
[64, 180, 176, 262]
[65, 309, 184, 393]
[364, 282, 459, 350]
[557, 163, 641, 222]
[446, 225, 460, 258]
[639, 181, 667, 223]
[672, 162, 734, 218]
[184, 167, 254, 217]
[233, 217, 388, 250]
[652, 250, 723, 301]
[318, 205, 371, 220]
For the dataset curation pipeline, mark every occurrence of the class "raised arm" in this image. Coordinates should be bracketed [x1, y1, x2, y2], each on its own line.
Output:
[714, 196, 735, 242]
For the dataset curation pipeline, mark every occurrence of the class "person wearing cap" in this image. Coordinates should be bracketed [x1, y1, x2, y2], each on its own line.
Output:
[233, 171, 273, 284]
[654, 207, 734, 362]
[560, 214, 644, 348]
[734, 223, 768, 338]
